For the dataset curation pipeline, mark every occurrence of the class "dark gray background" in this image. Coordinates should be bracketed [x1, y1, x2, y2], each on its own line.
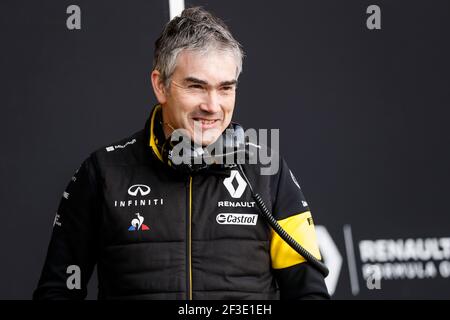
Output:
[1, 0, 449, 299]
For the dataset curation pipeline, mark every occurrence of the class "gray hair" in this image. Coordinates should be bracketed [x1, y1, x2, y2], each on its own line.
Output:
[153, 7, 244, 88]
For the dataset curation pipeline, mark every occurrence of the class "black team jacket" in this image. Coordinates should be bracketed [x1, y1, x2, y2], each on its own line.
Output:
[33, 105, 330, 300]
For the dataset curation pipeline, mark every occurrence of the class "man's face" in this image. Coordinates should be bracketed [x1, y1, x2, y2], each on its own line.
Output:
[152, 49, 238, 146]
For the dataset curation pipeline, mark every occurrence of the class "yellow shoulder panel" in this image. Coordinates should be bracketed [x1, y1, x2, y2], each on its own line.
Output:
[270, 211, 322, 269]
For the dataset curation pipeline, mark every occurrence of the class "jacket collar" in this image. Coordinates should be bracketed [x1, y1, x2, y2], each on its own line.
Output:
[145, 104, 166, 163]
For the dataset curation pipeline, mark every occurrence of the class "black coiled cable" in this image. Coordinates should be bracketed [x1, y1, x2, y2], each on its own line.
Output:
[237, 164, 329, 278]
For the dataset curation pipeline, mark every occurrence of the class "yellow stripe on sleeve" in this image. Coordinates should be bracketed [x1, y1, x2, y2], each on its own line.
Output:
[270, 211, 322, 269]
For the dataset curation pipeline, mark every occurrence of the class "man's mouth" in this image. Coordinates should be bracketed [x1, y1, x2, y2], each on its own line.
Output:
[192, 118, 220, 129]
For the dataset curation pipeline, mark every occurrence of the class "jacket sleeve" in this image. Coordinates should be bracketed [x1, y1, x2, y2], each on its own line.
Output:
[33, 155, 101, 300]
[270, 158, 330, 299]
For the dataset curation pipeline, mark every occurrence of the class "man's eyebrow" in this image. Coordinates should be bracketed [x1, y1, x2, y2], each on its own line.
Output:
[183, 77, 237, 86]
[220, 80, 238, 86]
[184, 77, 208, 85]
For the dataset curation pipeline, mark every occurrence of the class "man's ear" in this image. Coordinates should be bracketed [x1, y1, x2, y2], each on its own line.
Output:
[151, 70, 167, 104]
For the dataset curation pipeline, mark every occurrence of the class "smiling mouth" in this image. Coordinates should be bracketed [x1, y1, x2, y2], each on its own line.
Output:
[192, 118, 219, 125]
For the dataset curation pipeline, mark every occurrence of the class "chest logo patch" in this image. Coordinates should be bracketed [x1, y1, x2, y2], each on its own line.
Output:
[128, 213, 150, 231]
[223, 170, 247, 199]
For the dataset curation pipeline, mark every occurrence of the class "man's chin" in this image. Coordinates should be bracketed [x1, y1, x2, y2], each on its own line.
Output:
[194, 137, 219, 147]
[191, 129, 222, 147]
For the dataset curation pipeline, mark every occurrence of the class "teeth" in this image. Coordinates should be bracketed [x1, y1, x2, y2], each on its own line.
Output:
[195, 119, 215, 125]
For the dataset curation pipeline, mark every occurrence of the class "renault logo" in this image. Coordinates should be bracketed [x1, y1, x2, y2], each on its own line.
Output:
[223, 170, 247, 198]
[128, 184, 151, 196]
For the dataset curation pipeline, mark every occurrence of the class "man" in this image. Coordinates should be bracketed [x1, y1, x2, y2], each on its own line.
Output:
[34, 7, 330, 300]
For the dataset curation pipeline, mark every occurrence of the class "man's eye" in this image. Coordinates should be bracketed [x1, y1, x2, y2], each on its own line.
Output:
[221, 86, 234, 91]
[189, 85, 204, 89]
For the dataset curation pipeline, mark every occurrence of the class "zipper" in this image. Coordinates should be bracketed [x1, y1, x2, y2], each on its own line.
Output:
[186, 176, 193, 300]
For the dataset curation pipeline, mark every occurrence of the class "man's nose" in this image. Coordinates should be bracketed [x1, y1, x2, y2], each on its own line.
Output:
[199, 90, 221, 114]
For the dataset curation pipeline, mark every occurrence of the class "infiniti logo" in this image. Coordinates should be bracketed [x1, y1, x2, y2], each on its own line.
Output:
[114, 184, 162, 208]
[128, 184, 151, 196]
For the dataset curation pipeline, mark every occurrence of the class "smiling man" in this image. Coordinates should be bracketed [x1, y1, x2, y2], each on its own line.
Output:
[150, 10, 241, 147]
[34, 7, 330, 300]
